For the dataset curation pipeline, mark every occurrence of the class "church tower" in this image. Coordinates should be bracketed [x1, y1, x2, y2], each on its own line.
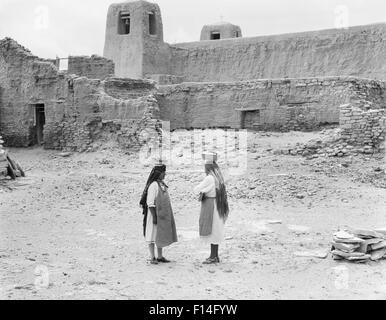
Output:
[103, 0, 167, 78]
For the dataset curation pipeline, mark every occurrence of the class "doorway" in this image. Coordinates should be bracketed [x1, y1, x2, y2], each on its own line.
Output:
[241, 110, 260, 130]
[33, 104, 46, 145]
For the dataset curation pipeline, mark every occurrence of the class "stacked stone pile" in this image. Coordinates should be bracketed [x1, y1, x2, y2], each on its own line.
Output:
[331, 229, 386, 263]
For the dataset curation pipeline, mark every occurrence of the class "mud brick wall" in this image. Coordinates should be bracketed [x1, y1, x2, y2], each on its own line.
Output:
[68, 55, 114, 80]
[157, 77, 385, 132]
[43, 77, 160, 151]
[0, 37, 65, 147]
[0, 38, 161, 151]
[169, 24, 386, 82]
[104, 78, 156, 100]
[340, 104, 386, 153]
[349, 80, 386, 110]
[146, 74, 184, 85]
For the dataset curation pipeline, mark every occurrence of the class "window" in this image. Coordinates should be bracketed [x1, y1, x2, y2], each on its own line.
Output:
[149, 12, 156, 35]
[210, 32, 220, 40]
[118, 12, 131, 35]
[234, 31, 239, 38]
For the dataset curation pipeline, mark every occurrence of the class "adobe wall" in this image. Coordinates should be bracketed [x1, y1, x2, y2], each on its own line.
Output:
[340, 104, 386, 153]
[157, 77, 386, 131]
[0, 38, 62, 146]
[0, 38, 161, 151]
[168, 24, 386, 82]
[68, 55, 114, 80]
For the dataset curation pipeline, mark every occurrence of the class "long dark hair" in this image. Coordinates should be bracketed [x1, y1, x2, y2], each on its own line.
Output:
[205, 162, 229, 220]
[139, 164, 166, 236]
[140, 164, 166, 210]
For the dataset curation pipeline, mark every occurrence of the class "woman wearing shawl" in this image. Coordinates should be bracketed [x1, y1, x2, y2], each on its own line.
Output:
[194, 152, 230, 264]
[140, 164, 178, 265]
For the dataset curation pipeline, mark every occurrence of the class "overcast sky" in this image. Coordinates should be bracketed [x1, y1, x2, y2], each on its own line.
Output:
[0, 0, 385, 59]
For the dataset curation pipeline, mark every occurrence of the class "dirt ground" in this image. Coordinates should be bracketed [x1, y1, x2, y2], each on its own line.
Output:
[1, 129, 386, 300]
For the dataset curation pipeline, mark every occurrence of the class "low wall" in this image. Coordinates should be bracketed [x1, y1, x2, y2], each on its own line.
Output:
[157, 77, 385, 131]
[68, 55, 114, 80]
[340, 104, 386, 153]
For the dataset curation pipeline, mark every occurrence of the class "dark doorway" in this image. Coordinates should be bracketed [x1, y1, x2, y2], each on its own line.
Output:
[241, 110, 260, 130]
[210, 32, 221, 40]
[33, 104, 45, 145]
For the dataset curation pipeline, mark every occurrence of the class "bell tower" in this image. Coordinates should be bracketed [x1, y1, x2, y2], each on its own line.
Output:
[103, 0, 166, 79]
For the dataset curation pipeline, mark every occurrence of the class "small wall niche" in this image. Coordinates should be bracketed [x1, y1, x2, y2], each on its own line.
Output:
[118, 12, 131, 35]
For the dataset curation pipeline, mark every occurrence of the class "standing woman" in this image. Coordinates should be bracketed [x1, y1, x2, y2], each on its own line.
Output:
[194, 153, 229, 264]
[140, 164, 178, 264]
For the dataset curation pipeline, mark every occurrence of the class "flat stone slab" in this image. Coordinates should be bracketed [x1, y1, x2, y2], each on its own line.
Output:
[294, 249, 329, 259]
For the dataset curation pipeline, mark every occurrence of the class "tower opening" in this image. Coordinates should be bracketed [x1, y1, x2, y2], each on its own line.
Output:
[210, 32, 221, 40]
[118, 12, 131, 35]
[149, 12, 156, 35]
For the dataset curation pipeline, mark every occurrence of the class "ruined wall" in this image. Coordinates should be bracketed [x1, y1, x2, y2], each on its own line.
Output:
[0, 37, 63, 146]
[340, 104, 386, 153]
[0, 38, 161, 151]
[168, 23, 386, 82]
[157, 77, 386, 132]
[44, 77, 160, 151]
[68, 55, 114, 80]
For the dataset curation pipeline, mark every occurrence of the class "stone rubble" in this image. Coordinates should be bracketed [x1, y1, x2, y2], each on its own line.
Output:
[331, 228, 386, 263]
[279, 104, 386, 158]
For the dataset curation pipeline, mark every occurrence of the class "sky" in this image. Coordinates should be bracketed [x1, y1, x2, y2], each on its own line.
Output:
[0, 0, 385, 59]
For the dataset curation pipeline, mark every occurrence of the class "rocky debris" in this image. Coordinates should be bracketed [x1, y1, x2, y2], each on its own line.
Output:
[331, 229, 386, 263]
[58, 152, 73, 158]
[287, 225, 310, 235]
[277, 104, 386, 159]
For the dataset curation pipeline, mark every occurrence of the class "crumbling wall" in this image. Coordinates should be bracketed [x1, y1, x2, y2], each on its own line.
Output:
[42, 78, 160, 152]
[157, 77, 385, 131]
[340, 104, 386, 153]
[0, 37, 62, 146]
[169, 23, 386, 82]
[0, 38, 161, 151]
[68, 55, 114, 80]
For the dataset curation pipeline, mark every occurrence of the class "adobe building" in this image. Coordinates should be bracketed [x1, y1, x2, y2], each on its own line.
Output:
[0, 0, 385, 151]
